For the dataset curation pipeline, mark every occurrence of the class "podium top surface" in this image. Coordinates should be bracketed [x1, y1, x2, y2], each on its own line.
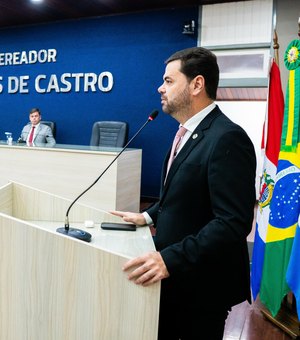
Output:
[0, 181, 154, 260]
[34, 220, 155, 259]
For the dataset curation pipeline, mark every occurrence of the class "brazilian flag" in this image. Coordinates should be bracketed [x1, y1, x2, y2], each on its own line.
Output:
[259, 39, 300, 317]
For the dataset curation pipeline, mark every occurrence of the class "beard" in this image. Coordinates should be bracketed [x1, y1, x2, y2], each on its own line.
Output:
[162, 85, 191, 117]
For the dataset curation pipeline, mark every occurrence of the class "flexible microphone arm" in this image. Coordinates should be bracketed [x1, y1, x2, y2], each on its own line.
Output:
[59, 109, 159, 240]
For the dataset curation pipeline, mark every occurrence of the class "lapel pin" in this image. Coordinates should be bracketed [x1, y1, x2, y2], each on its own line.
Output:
[192, 133, 198, 139]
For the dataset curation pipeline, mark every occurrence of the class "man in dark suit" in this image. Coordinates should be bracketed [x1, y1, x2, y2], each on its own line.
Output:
[20, 108, 56, 146]
[111, 47, 256, 339]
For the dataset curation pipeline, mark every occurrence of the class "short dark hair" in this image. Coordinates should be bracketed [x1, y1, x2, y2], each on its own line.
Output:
[166, 47, 219, 100]
[29, 108, 41, 115]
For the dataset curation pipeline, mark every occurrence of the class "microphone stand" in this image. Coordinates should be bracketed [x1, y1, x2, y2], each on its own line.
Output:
[56, 110, 159, 242]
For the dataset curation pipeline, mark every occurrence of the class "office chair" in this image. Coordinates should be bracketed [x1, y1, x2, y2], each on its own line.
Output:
[40, 121, 56, 138]
[90, 121, 128, 147]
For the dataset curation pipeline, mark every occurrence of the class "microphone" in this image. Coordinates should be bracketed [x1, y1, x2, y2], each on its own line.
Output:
[56, 109, 159, 242]
[17, 136, 26, 143]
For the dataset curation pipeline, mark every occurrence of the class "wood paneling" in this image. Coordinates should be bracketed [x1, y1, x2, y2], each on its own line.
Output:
[0, 181, 160, 340]
[217, 87, 268, 101]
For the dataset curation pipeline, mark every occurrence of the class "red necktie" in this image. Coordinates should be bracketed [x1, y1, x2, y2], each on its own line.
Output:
[28, 126, 35, 144]
[166, 126, 187, 176]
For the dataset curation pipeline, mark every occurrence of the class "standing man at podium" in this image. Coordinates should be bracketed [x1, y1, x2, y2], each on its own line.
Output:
[112, 47, 256, 340]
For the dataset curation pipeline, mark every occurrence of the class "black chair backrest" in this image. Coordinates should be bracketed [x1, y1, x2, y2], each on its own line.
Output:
[40, 120, 56, 138]
[90, 121, 128, 147]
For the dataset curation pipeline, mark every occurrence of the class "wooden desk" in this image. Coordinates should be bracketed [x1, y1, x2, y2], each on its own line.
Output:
[0, 181, 160, 340]
[0, 142, 142, 211]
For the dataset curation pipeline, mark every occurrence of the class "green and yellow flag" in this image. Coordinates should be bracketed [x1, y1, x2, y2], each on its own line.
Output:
[259, 39, 300, 316]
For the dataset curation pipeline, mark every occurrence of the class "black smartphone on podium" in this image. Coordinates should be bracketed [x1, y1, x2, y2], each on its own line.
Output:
[101, 222, 136, 231]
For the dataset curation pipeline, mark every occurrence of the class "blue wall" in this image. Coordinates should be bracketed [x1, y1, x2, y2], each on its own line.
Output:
[0, 7, 198, 197]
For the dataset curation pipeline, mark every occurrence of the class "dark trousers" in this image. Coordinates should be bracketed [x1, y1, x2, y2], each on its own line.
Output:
[157, 280, 229, 340]
[158, 307, 228, 340]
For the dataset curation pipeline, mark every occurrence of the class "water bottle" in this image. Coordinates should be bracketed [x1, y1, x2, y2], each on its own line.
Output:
[5, 132, 13, 145]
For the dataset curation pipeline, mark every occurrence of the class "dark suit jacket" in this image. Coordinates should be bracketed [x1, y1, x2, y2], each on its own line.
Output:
[147, 105, 256, 311]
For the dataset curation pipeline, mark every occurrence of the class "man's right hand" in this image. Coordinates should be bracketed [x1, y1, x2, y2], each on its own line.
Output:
[110, 210, 147, 226]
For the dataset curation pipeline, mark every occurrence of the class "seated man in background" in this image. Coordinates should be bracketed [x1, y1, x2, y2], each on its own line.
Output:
[20, 108, 56, 146]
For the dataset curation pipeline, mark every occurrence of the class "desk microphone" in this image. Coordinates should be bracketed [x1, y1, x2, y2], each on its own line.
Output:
[56, 109, 159, 242]
[17, 137, 26, 143]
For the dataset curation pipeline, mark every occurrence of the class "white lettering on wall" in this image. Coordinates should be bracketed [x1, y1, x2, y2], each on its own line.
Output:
[8, 75, 29, 93]
[0, 49, 114, 94]
[35, 75, 46, 93]
[0, 49, 57, 66]
[34, 72, 114, 93]
[98, 72, 114, 92]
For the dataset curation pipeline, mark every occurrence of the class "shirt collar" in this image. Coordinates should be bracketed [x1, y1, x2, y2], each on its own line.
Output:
[183, 102, 216, 133]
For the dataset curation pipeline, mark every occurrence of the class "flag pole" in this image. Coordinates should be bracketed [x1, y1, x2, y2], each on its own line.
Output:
[273, 29, 279, 66]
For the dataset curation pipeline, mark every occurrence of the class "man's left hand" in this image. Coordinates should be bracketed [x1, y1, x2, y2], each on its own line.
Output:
[123, 251, 169, 286]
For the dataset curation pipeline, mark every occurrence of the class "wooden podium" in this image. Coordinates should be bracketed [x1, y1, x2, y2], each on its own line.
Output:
[0, 181, 160, 340]
[0, 143, 142, 212]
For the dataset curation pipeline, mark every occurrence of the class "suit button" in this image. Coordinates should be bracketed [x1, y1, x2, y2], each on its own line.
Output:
[158, 207, 162, 213]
